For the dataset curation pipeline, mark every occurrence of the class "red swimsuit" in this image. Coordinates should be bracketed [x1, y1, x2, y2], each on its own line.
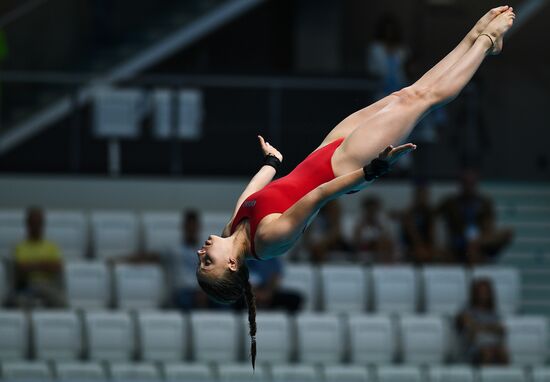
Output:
[231, 138, 344, 259]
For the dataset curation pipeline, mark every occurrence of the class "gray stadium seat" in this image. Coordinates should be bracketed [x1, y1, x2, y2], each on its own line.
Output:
[281, 264, 318, 311]
[372, 266, 418, 314]
[65, 261, 110, 309]
[45, 211, 87, 260]
[240, 312, 291, 364]
[0, 311, 28, 359]
[114, 263, 164, 309]
[320, 265, 368, 312]
[90, 211, 138, 259]
[399, 315, 449, 364]
[163, 363, 215, 382]
[84, 311, 134, 361]
[2, 361, 52, 381]
[201, 212, 231, 242]
[324, 365, 370, 382]
[504, 316, 548, 365]
[55, 361, 106, 381]
[472, 267, 520, 314]
[295, 313, 344, 364]
[190, 312, 239, 363]
[422, 266, 467, 315]
[429, 366, 475, 382]
[217, 363, 268, 382]
[376, 365, 423, 382]
[109, 362, 160, 381]
[348, 314, 396, 364]
[32, 310, 82, 360]
[141, 212, 181, 253]
[533, 368, 550, 382]
[271, 364, 320, 382]
[479, 367, 526, 382]
[137, 311, 186, 361]
[0, 210, 24, 260]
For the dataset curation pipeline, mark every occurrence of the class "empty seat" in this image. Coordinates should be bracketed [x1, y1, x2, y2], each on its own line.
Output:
[296, 313, 344, 363]
[141, 212, 181, 253]
[2, 361, 52, 381]
[422, 266, 467, 315]
[399, 315, 449, 364]
[472, 267, 520, 314]
[201, 212, 231, 241]
[0, 311, 28, 359]
[90, 211, 138, 259]
[372, 266, 418, 314]
[320, 265, 367, 312]
[324, 365, 370, 382]
[429, 366, 475, 382]
[479, 367, 526, 382]
[137, 311, 186, 361]
[241, 312, 291, 363]
[114, 263, 164, 309]
[84, 311, 134, 361]
[190, 312, 238, 362]
[163, 363, 214, 382]
[281, 264, 318, 310]
[376, 366, 423, 382]
[55, 362, 106, 381]
[533, 367, 550, 382]
[109, 362, 160, 381]
[504, 316, 548, 365]
[0, 210, 24, 260]
[32, 311, 82, 360]
[271, 364, 320, 382]
[45, 211, 87, 260]
[348, 314, 396, 364]
[218, 363, 268, 382]
[65, 261, 110, 309]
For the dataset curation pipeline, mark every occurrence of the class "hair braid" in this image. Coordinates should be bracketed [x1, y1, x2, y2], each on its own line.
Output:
[243, 278, 257, 370]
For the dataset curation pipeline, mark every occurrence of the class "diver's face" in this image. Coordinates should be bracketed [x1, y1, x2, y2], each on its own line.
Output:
[197, 235, 233, 278]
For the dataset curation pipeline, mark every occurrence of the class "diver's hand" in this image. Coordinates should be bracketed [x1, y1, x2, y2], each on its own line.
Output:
[378, 143, 416, 165]
[258, 135, 283, 162]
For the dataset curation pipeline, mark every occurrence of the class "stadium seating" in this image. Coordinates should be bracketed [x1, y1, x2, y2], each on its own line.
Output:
[162, 363, 215, 382]
[504, 316, 549, 365]
[64, 261, 110, 309]
[201, 212, 231, 242]
[0, 311, 28, 359]
[240, 312, 291, 364]
[295, 313, 344, 364]
[217, 363, 268, 382]
[399, 315, 449, 364]
[45, 211, 87, 260]
[189, 312, 239, 363]
[1, 361, 52, 380]
[113, 263, 164, 309]
[533, 367, 550, 382]
[324, 364, 370, 382]
[109, 362, 160, 381]
[478, 367, 526, 382]
[372, 266, 418, 314]
[137, 311, 186, 361]
[31, 311, 82, 360]
[90, 211, 139, 259]
[471, 266, 520, 314]
[320, 265, 368, 312]
[270, 364, 320, 382]
[347, 314, 396, 364]
[84, 311, 134, 361]
[0, 210, 25, 260]
[55, 361, 106, 381]
[421, 266, 468, 315]
[281, 264, 318, 311]
[376, 365, 423, 382]
[141, 212, 181, 253]
[428, 366, 475, 382]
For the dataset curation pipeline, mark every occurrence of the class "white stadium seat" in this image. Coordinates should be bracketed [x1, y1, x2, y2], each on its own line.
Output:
[137, 311, 186, 361]
[84, 311, 134, 361]
[504, 316, 548, 365]
[324, 365, 370, 382]
[190, 312, 239, 363]
[90, 211, 138, 259]
[472, 267, 520, 314]
[2, 361, 52, 381]
[65, 261, 110, 309]
[0, 311, 28, 359]
[0, 210, 24, 260]
[399, 315, 449, 364]
[141, 212, 181, 253]
[218, 363, 268, 382]
[163, 363, 215, 382]
[109, 362, 160, 381]
[533, 368, 550, 382]
[429, 366, 475, 382]
[32, 311, 82, 360]
[241, 312, 291, 363]
[320, 265, 367, 312]
[55, 362, 106, 381]
[45, 211, 87, 260]
[114, 263, 164, 309]
[372, 266, 418, 314]
[377, 366, 423, 382]
[281, 264, 318, 311]
[271, 364, 320, 382]
[296, 313, 344, 364]
[479, 367, 526, 382]
[348, 314, 396, 364]
[422, 266, 467, 315]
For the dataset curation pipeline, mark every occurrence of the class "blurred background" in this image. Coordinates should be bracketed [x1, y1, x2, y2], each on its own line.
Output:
[0, 0, 549, 381]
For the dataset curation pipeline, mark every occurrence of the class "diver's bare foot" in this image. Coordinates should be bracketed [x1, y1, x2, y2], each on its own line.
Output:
[480, 9, 515, 55]
[468, 5, 509, 45]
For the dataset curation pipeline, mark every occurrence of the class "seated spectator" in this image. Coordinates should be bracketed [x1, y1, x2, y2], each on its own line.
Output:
[438, 169, 514, 264]
[302, 200, 352, 263]
[400, 181, 439, 264]
[236, 257, 302, 313]
[456, 278, 509, 365]
[353, 196, 395, 263]
[13, 207, 64, 308]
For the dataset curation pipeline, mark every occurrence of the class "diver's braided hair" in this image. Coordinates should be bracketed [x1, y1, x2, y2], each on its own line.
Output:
[243, 277, 257, 369]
